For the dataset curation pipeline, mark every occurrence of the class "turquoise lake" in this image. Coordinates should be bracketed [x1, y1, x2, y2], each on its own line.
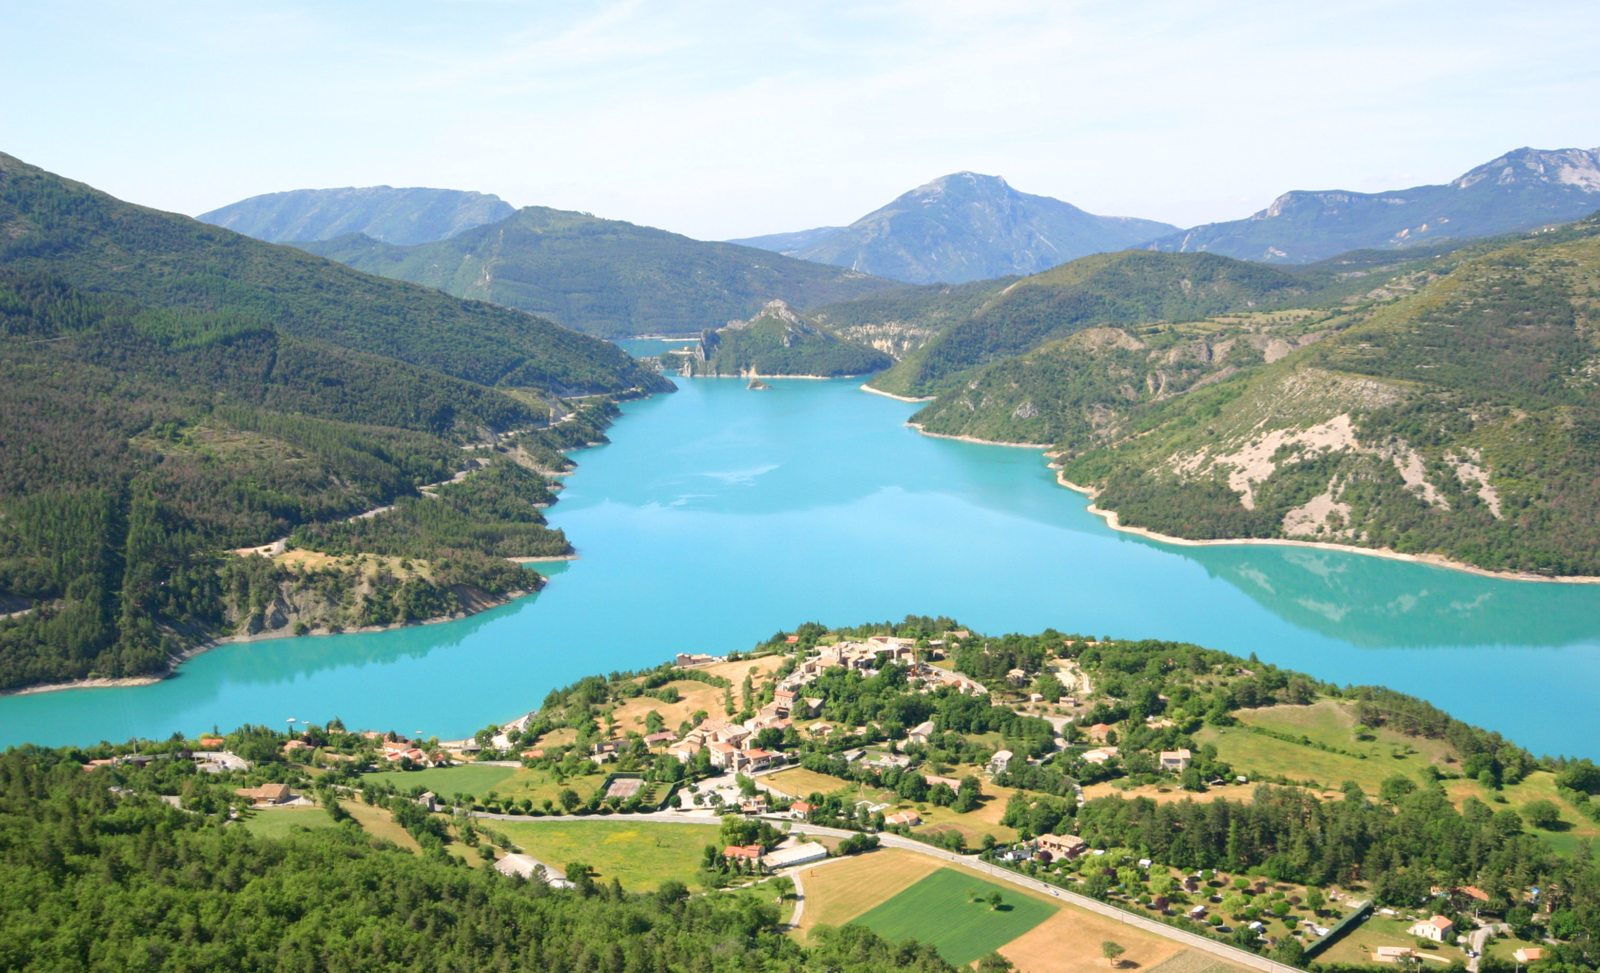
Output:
[4, 376, 1600, 755]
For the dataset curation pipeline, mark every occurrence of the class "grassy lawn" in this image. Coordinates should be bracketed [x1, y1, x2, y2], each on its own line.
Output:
[341, 800, 420, 851]
[238, 805, 334, 839]
[765, 768, 884, 801]
[363, 763, 517, 795]
[492, 819, 717, 892]
[1317, 913, 1463, 967]
[848, 867, 1058, 966]
[1442, 772, 1600, 850]
[767, 767, 1017, 843]
[1195, 723, 1423, 796]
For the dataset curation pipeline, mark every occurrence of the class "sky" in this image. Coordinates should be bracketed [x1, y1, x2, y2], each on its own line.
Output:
[3, 1, 1598, 241]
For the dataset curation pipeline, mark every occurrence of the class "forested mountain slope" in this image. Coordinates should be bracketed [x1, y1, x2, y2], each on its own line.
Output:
[0, 153, 663, 395]
[297, 206, 900, 339]
[864, 251, 1329, 398]
[914, 212, 1600, 576]
[804, 277, 1018, 361]
[0, 153, 663, 691]
[1145, 146, 1600, 263]
[686, 300, 891, 377]
[198, 185, 515, 245]
[756, 172, 1176, 285]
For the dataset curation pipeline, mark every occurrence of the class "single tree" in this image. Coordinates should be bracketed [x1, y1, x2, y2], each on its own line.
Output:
[1102, 941, 1126, 967]
[1305, 886, 1325, 914]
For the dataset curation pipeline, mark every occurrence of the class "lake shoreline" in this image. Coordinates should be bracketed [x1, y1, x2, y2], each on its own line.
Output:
[906, 422, 1051, 449]
[0, 587, 542, 699]
[1054, 473, 1600, 586]
[860, 384, 935, 403]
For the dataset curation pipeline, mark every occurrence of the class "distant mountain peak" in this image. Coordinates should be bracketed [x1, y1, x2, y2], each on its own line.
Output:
[1147, 144, 1600, 263]
[199, 186, 515, 246]
[1450, 146, 1600, 193]
[735, 173, 1176, 284]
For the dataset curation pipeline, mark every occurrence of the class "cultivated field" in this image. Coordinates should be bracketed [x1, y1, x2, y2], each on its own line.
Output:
[999, 903, 1186, 973]
[850, 867, 1058, 966]
[799, 849, 1188, 973]
[794, 849, 942, 937]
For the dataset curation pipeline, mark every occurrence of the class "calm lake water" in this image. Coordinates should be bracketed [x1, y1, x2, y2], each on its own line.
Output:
[5, 377, 1599, 755]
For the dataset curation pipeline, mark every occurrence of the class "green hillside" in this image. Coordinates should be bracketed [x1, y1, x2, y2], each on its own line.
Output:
[297, 206, 901, 339]
[0, 153, 665, 396]
[688, 300, 891, 377]
[0, 153, 664, 691]
[914, 212, 1600, 576]
[804, 277, 1018, 363]
[866, 251, 1330, 397]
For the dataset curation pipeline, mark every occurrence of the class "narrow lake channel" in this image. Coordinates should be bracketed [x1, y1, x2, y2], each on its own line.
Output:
[4, 377, 1598, 755]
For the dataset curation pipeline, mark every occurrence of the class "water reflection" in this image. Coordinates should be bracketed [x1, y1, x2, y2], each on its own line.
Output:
[1169, 540, 1589, 649]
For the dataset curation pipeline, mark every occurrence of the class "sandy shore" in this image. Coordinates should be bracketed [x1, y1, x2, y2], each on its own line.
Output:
[906, 423, 1052, 449]
[0, 587, 542, 698]
[1055, 472, 1600, 585]
[506, 555, 579, 563]
[860, 384, 935, 403]
[692, 373, 874, 380]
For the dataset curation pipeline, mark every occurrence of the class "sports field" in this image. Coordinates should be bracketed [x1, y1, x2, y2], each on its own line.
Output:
[849, 867, 1057, 966]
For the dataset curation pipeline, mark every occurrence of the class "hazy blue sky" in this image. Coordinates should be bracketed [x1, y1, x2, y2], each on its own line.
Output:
[4, 1, 1597, 240]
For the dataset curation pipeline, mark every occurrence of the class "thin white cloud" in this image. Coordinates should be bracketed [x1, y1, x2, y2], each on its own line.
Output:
[1, 0, 1595, 238]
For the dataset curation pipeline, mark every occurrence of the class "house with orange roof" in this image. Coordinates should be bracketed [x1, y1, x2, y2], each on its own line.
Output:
[1408, 915, 1455, 942]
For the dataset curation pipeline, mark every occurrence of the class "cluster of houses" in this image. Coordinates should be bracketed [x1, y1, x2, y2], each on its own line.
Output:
[779, 636, 986, 699]
[381, 739, 445, 767]
[649, 636, 991, 774]
[666, 715, 787, 773]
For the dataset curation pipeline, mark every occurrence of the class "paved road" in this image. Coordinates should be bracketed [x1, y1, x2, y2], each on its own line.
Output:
[458, 810, 1299, 973]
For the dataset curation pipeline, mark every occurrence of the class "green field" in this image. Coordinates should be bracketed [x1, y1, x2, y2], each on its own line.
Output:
[492, 819, 718, 892]
[360, 763, 586, 807]
[363, 763, 517, 794]
[238, 805, 335, 839]
[848, 867, 1057, 966]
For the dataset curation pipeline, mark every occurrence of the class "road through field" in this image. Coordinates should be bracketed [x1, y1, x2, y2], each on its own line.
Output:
[461, 809, 1299, 973]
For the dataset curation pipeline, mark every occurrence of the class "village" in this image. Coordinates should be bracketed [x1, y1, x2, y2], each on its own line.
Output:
[91, 619, 1588, 973]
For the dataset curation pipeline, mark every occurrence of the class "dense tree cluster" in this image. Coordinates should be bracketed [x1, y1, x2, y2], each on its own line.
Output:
[0, 748, 955, 973]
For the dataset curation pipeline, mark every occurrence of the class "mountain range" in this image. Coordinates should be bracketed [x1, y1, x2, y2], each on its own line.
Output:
[1143, 146, 1600, 263]
[293, 207, 900, 339]
[198, 186, 515, 246]
[730, 172, 1178, 285]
